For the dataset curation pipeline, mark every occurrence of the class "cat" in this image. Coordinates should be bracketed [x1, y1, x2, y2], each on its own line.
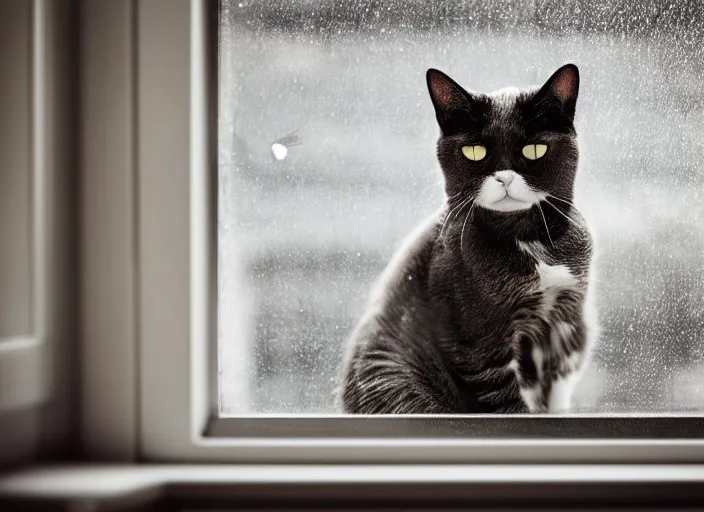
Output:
[338, 64, 597, 414]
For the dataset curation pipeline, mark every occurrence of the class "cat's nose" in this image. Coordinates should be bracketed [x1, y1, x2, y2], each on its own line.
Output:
[494, 170, 515, 187]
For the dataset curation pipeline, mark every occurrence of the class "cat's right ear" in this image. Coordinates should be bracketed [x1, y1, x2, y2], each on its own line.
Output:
[426, 69, 476, 135]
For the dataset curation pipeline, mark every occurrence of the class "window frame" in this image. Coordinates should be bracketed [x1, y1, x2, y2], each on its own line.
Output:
[0, 0, 79, 465]
[0, 0, 50, 416]
[136, 0, 704, 463]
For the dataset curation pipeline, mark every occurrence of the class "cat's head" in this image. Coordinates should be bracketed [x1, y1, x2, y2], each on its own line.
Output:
[426, 64, 579, 214]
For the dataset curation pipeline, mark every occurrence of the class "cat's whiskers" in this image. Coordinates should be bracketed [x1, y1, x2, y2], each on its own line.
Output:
[439, 200, 465, 238]
[544, 198, 582, 229]
[547, 194, 585, 218]
[439, 193, 473, 238]
[452, 195, 474, 217]
[546, 194, 577, 208]
[451, 194, 474, 226]
[445, 189, 465, 201]
[537, 202, 555, 248]
[460, 201, 477, 256]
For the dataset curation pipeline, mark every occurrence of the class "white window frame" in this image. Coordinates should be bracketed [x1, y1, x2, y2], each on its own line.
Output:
[120, 0, 704, 463]
[0, 0, 76, 464]
[0, 0, 50, 415]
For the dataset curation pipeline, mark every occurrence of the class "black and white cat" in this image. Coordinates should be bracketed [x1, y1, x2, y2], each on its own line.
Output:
[338, 64, 597, 414]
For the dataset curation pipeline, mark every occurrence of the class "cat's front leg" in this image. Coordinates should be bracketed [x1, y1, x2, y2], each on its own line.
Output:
[509, 324, 588, 413]
[509, 335, 549, 413]
[543, 317, 591, 413]
[545, 349, 585, 413]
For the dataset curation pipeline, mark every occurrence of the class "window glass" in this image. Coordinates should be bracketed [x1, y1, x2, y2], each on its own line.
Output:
[218, 0, 704, 414]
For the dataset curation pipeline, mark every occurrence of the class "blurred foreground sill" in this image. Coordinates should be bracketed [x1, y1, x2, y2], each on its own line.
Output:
[3, 464, 704, 509]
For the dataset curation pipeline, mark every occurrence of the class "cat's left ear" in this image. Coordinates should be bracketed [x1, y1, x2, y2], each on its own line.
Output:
[426, 69, 478, 135]
[536, 64, 579, 120]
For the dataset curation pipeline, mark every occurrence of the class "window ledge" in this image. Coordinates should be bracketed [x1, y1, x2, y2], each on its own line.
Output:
[3, 464, 704, 509]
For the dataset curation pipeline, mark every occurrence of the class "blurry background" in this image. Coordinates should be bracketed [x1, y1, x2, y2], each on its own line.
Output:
[218, 0, 704, 414]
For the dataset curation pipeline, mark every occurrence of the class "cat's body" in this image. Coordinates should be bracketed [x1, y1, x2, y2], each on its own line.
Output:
[339, 65, 597, 414]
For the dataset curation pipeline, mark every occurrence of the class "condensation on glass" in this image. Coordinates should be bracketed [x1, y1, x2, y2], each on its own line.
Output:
[218, 0, 704, 414]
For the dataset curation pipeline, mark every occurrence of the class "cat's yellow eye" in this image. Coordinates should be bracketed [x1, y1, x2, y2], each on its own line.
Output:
[522, 144, 548, 160]
[461, 145, 487, 161]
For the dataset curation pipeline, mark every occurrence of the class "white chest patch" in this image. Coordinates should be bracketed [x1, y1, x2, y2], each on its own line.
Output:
[536, 262, 578, 290]
[518, 241, 579, 314]
[536, 262, 579, 314]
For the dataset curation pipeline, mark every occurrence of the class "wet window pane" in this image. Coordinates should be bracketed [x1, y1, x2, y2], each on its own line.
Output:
[218, 0, 704, 414]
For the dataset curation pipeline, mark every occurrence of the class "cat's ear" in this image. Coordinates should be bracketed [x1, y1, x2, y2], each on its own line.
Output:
[426, 69, 477, 135]
[536, 64, 579, 120]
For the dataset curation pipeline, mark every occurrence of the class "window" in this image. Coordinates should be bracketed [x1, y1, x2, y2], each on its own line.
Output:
[137, 0, 704, 463]
[217, 0, 704, 415]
